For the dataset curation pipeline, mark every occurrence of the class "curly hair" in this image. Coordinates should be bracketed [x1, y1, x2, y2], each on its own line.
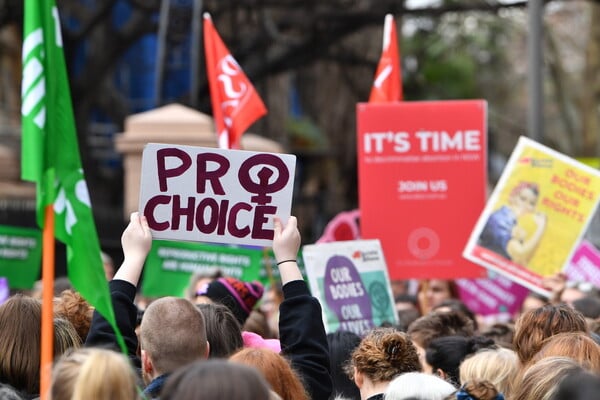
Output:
[54, 290, 93, 343]
[348, 328, 421, 383]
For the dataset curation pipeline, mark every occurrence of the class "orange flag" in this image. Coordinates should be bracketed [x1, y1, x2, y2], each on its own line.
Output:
[369, 14, 402, 102]
[203, 13, 267, 149]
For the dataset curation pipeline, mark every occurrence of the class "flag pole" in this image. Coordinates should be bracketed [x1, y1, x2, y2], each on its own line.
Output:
[40, 205, 55, 400]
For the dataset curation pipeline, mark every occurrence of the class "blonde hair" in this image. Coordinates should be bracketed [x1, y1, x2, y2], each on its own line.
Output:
[51, 348, 139, 400]
[511, 356, 584, 400]
[459, 347, 519, 398]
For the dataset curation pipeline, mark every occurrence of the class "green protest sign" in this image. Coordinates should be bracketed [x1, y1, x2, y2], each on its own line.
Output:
[142, 239, 306, 298]
[0, 225, 42, 289]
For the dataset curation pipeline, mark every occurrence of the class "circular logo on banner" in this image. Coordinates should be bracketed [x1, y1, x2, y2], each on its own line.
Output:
[408, 227, 440, 260]
[323, 255, 373, 333]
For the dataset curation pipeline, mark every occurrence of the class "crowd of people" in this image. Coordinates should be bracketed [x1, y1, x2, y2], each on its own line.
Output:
[1, 212, 600, 400]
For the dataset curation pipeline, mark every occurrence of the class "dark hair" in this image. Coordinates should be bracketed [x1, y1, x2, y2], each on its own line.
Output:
[426, 335, 496, 386]
[481, 323, 515, 350]
[408, 310, 475, 348]
[432, 299, 479, 332]
[161, 360, 271, 400]
[327, 331, 361, 400]
[572, 296, 600, 319]
[551, 370, 600, 400]
[196, 303, 243, 358]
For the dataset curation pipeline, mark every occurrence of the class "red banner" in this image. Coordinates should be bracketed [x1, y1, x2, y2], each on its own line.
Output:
[203, 13, 267, 149]
[357, 101, 487, 280]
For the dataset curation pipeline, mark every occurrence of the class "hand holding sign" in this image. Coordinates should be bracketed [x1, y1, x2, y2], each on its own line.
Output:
[115, 212, 153, 287]
[139, 144, 296, 247]
[273, 216, 303, 284]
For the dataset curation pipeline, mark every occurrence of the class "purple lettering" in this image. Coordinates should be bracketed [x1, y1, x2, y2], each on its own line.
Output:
[171, 195, 195, 231]
[197, 153, 229, 195]
[239, 154, 289, 205]
[144, 195, 171, 230]
[251, 205, 276, 239]
[195, 198, 219, 234]
[228, 202, 252, 238]
[157, 148, 192, 192]
[217, 200, 229, 235]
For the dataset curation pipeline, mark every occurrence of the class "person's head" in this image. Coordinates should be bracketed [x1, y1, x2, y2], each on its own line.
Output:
[508, 182, 539, 217]
[230, 348, 308, 400]
[384, 372, 456, 400]
[513, 304, 588, 364]
[327, 330, 361, 400]
[51, 348, 139, 400]
[418, 280, 459, 314]
[186, 269, 223, 301]
[511, 357, 585, 400]
[455, 380, 503, 400]
[519, 292, 549, 316]
[0, 294, 42, 395]
[196, 302, 243, 358]
[431, 299, 478, 332]
[480, 323, 515, 350]
[53, 289, 93, 343]
[140, 297, 208, 384]
[196, 277, 264, 326]
[529, 332, 600, 373]
[571, 295, 600, 320]
[459, 347, 519, 398]
[560, 281, 599, 307]
[243, 310, 271, 338]
[425, 336, 496, 386]
[551, 369, 600, 400]
[162, 359, 272, 400]
[349, 328, 421, 391]
[408, 310, 475, 372]
[53, 318, 82, 356]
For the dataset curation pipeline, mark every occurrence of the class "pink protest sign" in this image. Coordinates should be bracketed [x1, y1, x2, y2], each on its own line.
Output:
[565, 241, 600, 287]
[139, 143, 296, 247]
[456, 273, 529, 317]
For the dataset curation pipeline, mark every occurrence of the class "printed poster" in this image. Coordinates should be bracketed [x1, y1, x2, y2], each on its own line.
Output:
[141, 239, 306, 297]
[565, 240, 600, 287]
[302, 239, 398, 336]
[357, 101, 487, 280]
[464, 137, 600, 295]
[0, 225, 42, 289]
[139, 143, 296, 247]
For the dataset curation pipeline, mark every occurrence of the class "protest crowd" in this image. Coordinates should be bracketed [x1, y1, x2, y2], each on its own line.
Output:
[1, 212, 600, 400]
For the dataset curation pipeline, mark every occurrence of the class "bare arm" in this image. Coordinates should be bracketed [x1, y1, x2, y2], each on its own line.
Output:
[272, 216, 303, 283]
[113, 212, 153, 286]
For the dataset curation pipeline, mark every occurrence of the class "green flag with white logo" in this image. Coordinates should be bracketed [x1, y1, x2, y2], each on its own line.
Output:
[21, 0, 125, 351]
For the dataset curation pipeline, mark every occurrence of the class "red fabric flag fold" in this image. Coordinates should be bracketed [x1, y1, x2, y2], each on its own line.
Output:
[203, 13, 267, 149]
[369, 14, 402, 103]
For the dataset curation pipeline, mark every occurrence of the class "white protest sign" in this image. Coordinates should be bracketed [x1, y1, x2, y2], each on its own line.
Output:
[139, 143, 296, 246]
[302, 239, 398, 336]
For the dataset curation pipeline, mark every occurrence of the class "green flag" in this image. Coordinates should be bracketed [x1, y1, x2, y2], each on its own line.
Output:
[21, 0, 125, 352]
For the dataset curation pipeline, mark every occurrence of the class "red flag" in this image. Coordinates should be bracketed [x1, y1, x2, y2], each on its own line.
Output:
[369, 14, 402, 102]
[203, 13, 267, 149]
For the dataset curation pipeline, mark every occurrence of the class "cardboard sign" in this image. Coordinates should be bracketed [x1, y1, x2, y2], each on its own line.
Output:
[464, 137, 600, 295]
[357, 101, 487, 280]
[302, 240, 398, 336]
[139, 143, 296, 247]
[565, 240, 600, 287]
[0, 225, 42, 289]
